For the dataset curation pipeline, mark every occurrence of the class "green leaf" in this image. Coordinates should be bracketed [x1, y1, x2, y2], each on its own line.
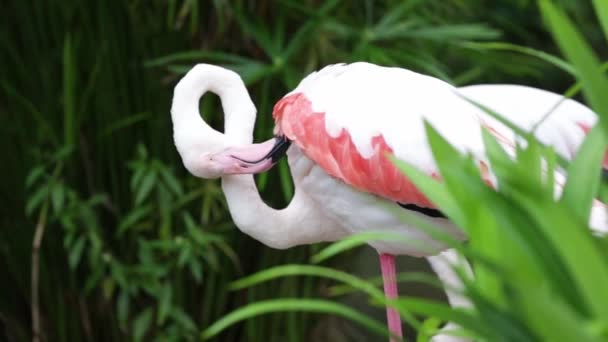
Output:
[376, 0, 424, 30]
[170, 307, 197, 332]
[378, 24, 500, 42]
[51, 182, 65, 214]
[117, 291, 130, 327]
[110, 262, 129, 289]
[539, 0, 608, 131]
[117, 205, 153, 236]
[189, 257, 203, 282]
[329, 272, 445, 297]
[394, 298, 491, 338]
[26, 185, 48, 216]
[133, 308, 153, 342]
[157, 283, 172, 325]
[592, 0, 608, 40]
[135, 169, 157, 205]
[529, 201, 608, 321]
[516, 286, 603, 342]
[560, 124, 607, 222]
[390, 156, 465, 227]
[231, 9, 277, 58]
[311, 231, 403, 264]
[26, 166, 45, 188]
[201, 299, 388, 340]
[158, 166, 183, 196]
[461, 41, 574, 74]
[230, 264, 383, 299]
[130, 165, 146, 191]
[227, 61, 272, 85]
[177, 243, 191, 268]
[417, 317, 444, 342]
[68, 236, 86, 269]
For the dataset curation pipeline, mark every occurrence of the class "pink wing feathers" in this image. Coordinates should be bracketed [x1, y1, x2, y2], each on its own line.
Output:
[273, 63, 603, 214]
[274, 93, 437, 208]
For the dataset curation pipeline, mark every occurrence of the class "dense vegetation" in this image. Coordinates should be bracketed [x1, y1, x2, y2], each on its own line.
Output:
[1, 1, 607, 341]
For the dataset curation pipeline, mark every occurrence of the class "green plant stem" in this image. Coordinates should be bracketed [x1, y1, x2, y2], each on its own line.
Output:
[31, 201, 49, 342]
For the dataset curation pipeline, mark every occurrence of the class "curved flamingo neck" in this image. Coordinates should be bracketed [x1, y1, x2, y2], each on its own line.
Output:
[171, 64, 256, 150]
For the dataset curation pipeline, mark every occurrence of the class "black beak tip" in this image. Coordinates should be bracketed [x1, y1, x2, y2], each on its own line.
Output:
[270, 135, 291, 163]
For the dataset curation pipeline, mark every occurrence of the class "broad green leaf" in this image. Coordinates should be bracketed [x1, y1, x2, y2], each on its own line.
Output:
[420, 122, 489, 229]
[560, 124, 607, 222]
[417, 317, 444, 342]
[540, 0, 608, 130]
[592, 0, 608, 40]
[528, 200, 608, 320]
[516, 286, 602, 342]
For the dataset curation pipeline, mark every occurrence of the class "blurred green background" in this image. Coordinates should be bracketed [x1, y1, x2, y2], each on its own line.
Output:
[1, 1, 605, 341]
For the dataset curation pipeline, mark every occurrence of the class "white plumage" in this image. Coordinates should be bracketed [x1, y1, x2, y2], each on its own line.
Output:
[170, 62, 606, 341]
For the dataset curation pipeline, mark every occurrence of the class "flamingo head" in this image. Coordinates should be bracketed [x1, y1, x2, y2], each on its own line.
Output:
[170, 64, 291, 179]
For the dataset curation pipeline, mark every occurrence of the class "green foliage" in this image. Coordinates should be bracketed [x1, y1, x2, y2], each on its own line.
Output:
[2, 1, 607, 341]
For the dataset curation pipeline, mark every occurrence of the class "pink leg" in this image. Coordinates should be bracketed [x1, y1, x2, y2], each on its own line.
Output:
[380, 253, 403, 341]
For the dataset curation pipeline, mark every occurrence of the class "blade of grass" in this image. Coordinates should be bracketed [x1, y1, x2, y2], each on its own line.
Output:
[540, 0, 608, 130]
[201, 299, 389, 340]
[592, 0, 608, 40]
[461, 41, 574, 74]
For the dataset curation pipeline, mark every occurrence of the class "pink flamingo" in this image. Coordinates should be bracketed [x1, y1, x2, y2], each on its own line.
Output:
[170, 62, 606, 341]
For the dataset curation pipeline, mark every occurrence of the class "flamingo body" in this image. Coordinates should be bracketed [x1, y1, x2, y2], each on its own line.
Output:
[170, 62, 606, 341]
[272, 62, 602, 255]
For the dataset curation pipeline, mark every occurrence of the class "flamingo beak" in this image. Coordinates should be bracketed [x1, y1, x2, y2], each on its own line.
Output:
[210, 136, 291, 175]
